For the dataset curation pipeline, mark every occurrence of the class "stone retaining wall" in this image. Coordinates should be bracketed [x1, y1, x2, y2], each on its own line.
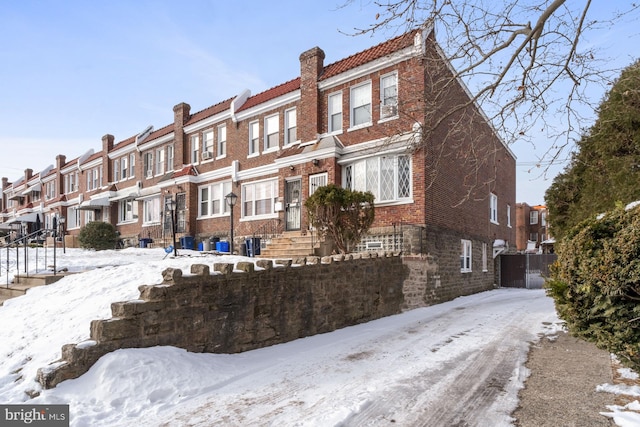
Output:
[37, 253, 407, 389]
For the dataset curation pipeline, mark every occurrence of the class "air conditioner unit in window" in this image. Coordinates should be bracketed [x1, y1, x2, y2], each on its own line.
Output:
[146, 170, 153, 179]
[380, 104, 398, 119]
[202, 151, 213, 160]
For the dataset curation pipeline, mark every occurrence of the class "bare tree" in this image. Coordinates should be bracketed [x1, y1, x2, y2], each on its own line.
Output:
[341, 1, 640, 194]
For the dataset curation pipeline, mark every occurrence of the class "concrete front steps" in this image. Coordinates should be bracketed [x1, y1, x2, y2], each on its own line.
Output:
[0, 272, 74, 305]
[258, 231, 320, 258]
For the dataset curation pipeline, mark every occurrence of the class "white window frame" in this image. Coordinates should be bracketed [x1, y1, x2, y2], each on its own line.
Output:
[541, 211, 547, 227]
[217, 125, 227, 158]
[198, 181, 232, 218]
[190, 134, 200, 164]
[328, 91, 343, 133]
[530, 210, 539, 225]
[129, 153, 135, 178]
[202, 130, 214, 160]
[67, 206, 80, 230]
[482, 242, 488, 272]
[121, 156, 128, 180]
[155, 148, 165, 176]
[343, 154, 411, 203]
[144, 152, 153, 178]
[461, 239, 472, 273]
[490, 193, 498, 224]
[142, 196, 161, 225]
[118, 198, 139, 224]
[379, 72, 398, 120]
[264, 114, 279, 151]
[249, 121, 260, 156]
[507, 204, 512, 227]
[241, 178, 278, 219]
[113, 159, 120, 182]
[350, 81, 372, 129]
[167, 144, 174, 171]
[284, 108, 297, 145]
[309, 172, 328, 197]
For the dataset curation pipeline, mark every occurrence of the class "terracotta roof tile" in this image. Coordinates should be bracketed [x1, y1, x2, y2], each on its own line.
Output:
[111, 136, 136, 152]
[173, 165, 198, 178]
[145, 123, 173, 141]
[185, 98, 234, 126]
[236, 78, 301, 112]
[82, 151, 103, 164]
[321, 31, 417, 80]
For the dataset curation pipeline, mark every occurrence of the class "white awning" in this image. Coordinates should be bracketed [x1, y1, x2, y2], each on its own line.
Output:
[6, 212, 39, 224]
[21, 183, 42, 195]
[0, 222, 16, 230]
[78, 197, 111, 210]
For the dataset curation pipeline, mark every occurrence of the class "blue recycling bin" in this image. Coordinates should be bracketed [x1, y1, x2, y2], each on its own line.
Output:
[245, 238, 254, 257]
[139, 238, 152, 248]
[180, 236, 195, 250]
[216, 241, 230, 253]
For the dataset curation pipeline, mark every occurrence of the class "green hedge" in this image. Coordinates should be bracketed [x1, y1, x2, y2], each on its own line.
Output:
[78, 221, 119, 251]
[547, 204, 640, 370]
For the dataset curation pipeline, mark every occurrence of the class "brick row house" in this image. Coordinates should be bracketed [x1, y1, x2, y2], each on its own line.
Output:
[1, 27, 515, 290]
[515, 203, 552, 253]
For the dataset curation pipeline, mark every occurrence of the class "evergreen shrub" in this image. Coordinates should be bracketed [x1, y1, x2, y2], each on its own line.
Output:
[78, 221, 119, 251]
[548, 204, 640, 370]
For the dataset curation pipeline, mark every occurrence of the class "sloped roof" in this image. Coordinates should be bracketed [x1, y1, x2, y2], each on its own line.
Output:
[185, 98, 235, 126]
[236, 78, 301, 113]
[321, 31, 417, 80]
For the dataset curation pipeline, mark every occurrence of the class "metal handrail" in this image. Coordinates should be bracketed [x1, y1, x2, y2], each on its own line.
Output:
[1, 228, 63, 286]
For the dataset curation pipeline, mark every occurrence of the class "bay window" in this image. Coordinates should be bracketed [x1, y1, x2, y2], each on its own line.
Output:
[343, 154, 411, 202]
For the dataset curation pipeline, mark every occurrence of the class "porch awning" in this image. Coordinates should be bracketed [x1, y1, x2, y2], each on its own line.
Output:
[78, 197, 111, 210]
[6, 212, 39, 224]
[21, 183, 42, 195]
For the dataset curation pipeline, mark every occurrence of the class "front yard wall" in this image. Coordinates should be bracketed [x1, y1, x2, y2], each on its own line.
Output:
[38, 253, 407, 389]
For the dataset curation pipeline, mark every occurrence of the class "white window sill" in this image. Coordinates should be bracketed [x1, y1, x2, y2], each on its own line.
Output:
[347, 123, 373, 132]
[239, 213, 279, 222]
[378, 115, 399, 124]
[263, 147, 279, 154]
[247, 152, 260, 159]
[216, 154, 227, 160]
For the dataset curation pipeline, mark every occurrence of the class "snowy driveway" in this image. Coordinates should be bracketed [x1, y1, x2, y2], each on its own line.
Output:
[115, 288, 559, 426]
[0, 247, 560, 426]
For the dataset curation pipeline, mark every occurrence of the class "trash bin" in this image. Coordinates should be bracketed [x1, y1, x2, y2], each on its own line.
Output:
[240, 242, 247, 256]
[253, 237, 261, 256]
[210, 237, 220, 246]
[245, 237, 261, 257]
[245, 238, 254, 257]
[180, 236, 195, 250]
[197, 242, 204, 251]
[139, 238, 152, 248]
[216, 241, 230, 253]
[202, 239, 211, 251]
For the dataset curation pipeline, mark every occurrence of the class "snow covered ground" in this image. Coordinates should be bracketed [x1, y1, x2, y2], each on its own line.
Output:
[0, 247, 638, 426]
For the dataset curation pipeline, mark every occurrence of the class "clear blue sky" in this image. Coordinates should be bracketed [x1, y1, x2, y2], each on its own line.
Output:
[1, 1, 637, 205]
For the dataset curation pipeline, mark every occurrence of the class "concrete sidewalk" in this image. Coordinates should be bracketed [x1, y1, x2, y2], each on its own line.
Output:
[513, 332, 617, 426]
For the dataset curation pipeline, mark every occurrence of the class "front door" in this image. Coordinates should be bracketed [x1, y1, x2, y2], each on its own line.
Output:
[285, 179, 301, 231]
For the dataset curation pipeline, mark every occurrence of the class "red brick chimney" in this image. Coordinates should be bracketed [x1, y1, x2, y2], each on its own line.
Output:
[173, 102, 191, 167]
[102, 134, 114, 153]
[55, 155, 66, 196]
[299, 47, 325, 143]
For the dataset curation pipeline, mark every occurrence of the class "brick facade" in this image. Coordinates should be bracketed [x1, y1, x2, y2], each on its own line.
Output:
[2, 27, 515, 291]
